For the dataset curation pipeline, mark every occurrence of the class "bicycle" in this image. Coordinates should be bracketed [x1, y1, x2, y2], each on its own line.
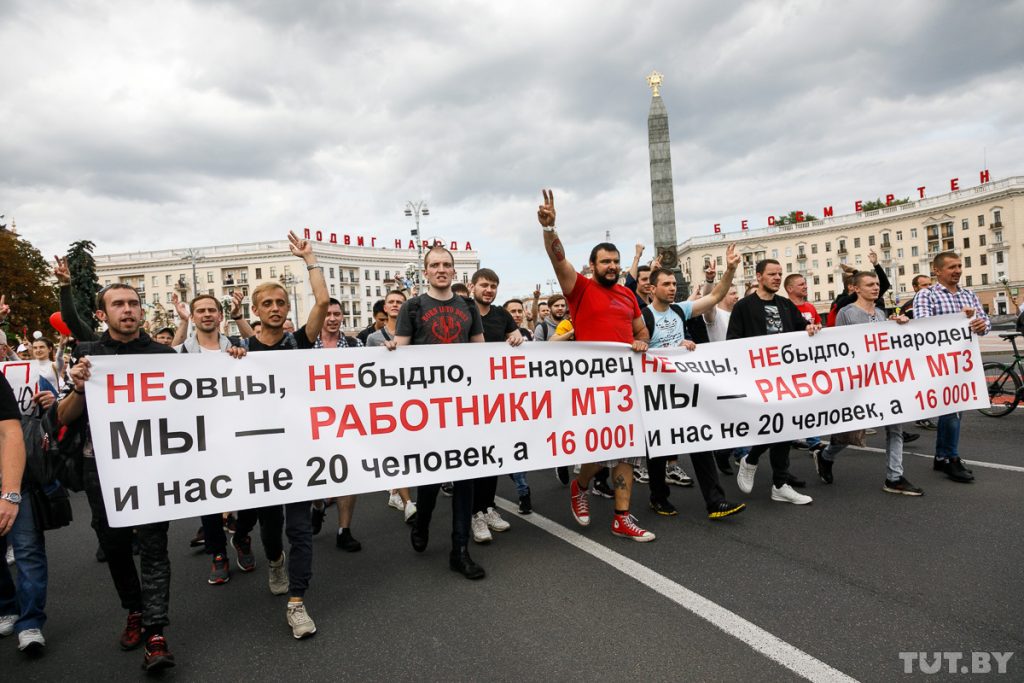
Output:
[979, 332, 1023, 417]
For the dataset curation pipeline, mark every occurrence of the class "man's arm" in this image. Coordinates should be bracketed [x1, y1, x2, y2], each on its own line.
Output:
[628, 242, 644, 281]
[529, 289, 541, 326]
[170, 293, 190, 346]
[691, 244, 739, 319]
[538, 190, 578, 297]
[290, 231, 329, 343]
[55, 257, 99, 342]
[0, 417, 25, 535]
[228, 291, 254, 338]
[631, 316, 650, 352]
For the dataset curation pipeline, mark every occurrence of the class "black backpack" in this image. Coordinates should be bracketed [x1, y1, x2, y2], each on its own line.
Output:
[641, 303, 689, 337]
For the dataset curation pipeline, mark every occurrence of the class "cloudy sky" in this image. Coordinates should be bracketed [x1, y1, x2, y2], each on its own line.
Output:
[3, 0, 1023, 295]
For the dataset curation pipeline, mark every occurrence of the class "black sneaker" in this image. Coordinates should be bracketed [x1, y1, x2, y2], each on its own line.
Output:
[883, 477, 924, 496]
[649, 499, 678, 516]
[142, 634, 175, 672]
[933, 458, 973, 474]
[223, 513, 237, 534]
[440, 482, 454, 497]
[188, 527, 205, 548]
[518, 492, 533, 515]
[310, 502, 326, 536]
[902, 431, 920, 444]
[591, 479, 614, 498]
[916, 419, 937, 430]
[811, 445, 833, 484]
[336, 528, 362, 552]
[232, 534, 256, 572]
[707, 501, 746, 520]
[208, 553, 230, 585]
[555, 467, 570, 486]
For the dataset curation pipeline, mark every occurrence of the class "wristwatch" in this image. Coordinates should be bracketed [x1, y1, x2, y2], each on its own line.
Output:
[0, 492, 22, 505]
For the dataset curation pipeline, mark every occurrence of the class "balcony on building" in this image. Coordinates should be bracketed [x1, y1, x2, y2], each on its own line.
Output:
[986, 240, 1009, 253]
[796, 251, 807, 261]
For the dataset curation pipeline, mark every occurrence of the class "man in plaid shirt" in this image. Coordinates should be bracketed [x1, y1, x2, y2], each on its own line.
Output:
[913, 251, 990, 483]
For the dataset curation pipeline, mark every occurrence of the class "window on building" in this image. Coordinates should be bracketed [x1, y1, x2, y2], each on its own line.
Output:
[365, 270, 370, 280]
[911, 246, 919, 257]
[716, 256, 723, 266]
[329, 267, 335, 279]
[977, 214, 984, 227]
[813, 276, 820, 285]
[963, 237, 970, 249]
[979, 234, 987, 247]
[899, 284, 907, 294]
[165, 275, 171, 285]
[375, 286, 381, 297]
[365, 286, 371, 296]
[898, 266, 905, 276]
[785, 263, 792, 273]
[811, 244, 818, 254]
[812, 260, 819, 270]
[965, 275, 973, 287]
[283, 265, 291, 274]
[838, 239, 846, 253]
[827, 274, 834, 284]
[139, 294, 146, 304]
[913, 263, 920, 274]
[980, 254, 987, 266]
[374, 270, 380, 280]
[868, 235, 875, 246]
[996, 251, 1004, 264]
[270, 267, 276, 278]
[981, 274, 988, 285]
[895, 231, 903, 241]
[165, 292, 173, 302]
[854, 237, 861, 249]
[384, 270, 390, 280]
[961, 219, 969, 230]
[994, 230, 1003, 243]
[993, 209, 1001, 224]
[826, 259, 833, 268]
[910, 228, 918, 239]
[771, 249, 779, 259]
[152, 276, 158, 286]
[897, 248, 904, 258]
[785, 247, 793, 257]
[965, 256, 972, 268]
[855, 255, 862, 265]
[814, 292, 821, 302]
[330, 284, 336, 295]
[206, 272, 213, 283]
[825, 242, 831, 252]
[255, 268, 262, 279]
[104, 279, 111, 286]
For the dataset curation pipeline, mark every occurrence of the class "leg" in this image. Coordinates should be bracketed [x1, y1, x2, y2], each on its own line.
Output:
[745, 443, 768, 467]
[688, 452, 726, 508]
[885, 424, 905, 481]
[575, 462, 604, 490]
[416, 483, 440, 530]
[647, 455, 670, 502]
[510, 473, 529, 498]
[336, 495, 356, 528]
[84, 460, 143, 613]
[611, 462, 634, 512]
[200, 514, 227, 556]
[135, 522, 171, 634]
[283, 502, 313, 599]
[471, 476, 498, 515]
[6, 492, 48, 632]
[767, 441, 793, 488]
[935, 412, 961, 460]
[257, 506, 285, 561]
[450, 479, 474, 548]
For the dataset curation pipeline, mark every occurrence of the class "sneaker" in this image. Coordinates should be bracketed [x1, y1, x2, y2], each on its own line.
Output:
[736, 455, 757, 494]
[666, 463, 694, 487]
[4, 545, 12, 565]
[591, 478, 614, 498]
[938, 458, 974, 483]
[916, 419, 937, 430]
[17, 628, 45, 652]
[0, 614, 16, 636]
[883, 477, 924, 496]
[649, 498, 678, 516]
[403, 500, 418, 525]
[471, 512, 493, 543]
[902, 431, 920, 444]
[222, 513, 237, 533]
[268, 553, 289, 595]
[933, 458, 973, 475]
[286, 601, 317, 639]
[208, 553, 230, 585]
[633, 466, 650, 484]
[387, 491, 405, 511]
[336, 528, 362, 552]
[555, 466, 570, 486]
[142, 634, 175, 671]
[611, 513, 656, 542]
[188, 526, 205, 548]
[792, 439, 810, 450]
[119, 611, 143, 651]
[771, 484, 813, 505]
[232, 534, 256, 572]
[310, 502, 325, 536]
[707, 501, 746, 520]
[570, 479, 591, 526]
[518, 492, 533, 515]
[440, 482, 454, 497]
[811, 445, 833, 484]
[484, 507, 510, 532]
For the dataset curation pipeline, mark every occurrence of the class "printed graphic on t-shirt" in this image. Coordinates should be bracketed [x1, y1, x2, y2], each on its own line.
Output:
[764, 304, 783, 335]
[423, 304, 471, 344]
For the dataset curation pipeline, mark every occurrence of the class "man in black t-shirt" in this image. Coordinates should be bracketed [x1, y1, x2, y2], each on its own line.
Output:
[387, 245, 486, 579]
[727, 259, 820, 506]
[58, 283, 177, 670]
[232, 231, 328, 640]
[469, 269, 524, 538]
[502, 298, 534, 341]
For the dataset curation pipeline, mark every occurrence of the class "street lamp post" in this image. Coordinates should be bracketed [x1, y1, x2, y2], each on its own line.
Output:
[279, 273, 301, 319]
[404, 200, 430, 291]
[176, 248, 204, 298]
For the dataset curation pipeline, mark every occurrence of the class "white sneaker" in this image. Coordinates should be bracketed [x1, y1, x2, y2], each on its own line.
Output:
[633, 466, 650, 484]
[736, 455, 757, 494]
[666, 463, 693, 486]
[5, 545, 13, 565]
[483, 507, 510, 532]
[387, 491, 405, 511]
[286, 601, 317, 639]
[18, 628, 45, 651]
[0, 614, 16, 636]
[771, 483, 813, 505]
[403, 500, 418, 523]
[268, 553, 289, 595]
[471, 512, 493, 544]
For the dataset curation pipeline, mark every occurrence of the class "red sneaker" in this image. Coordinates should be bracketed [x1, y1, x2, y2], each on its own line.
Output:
[142, 634, 176, 671]
[612, 513, 656, 542]
[570, 479, 590, 527]
[119, 611, 143, 651]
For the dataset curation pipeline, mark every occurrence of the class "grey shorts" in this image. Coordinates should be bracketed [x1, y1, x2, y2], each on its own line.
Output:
[602, 457, 646, 468]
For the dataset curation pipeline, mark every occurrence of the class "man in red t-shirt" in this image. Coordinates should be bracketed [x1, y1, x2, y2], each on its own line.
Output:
[783, 273, 821, 326]
[538, 189, 655, 542]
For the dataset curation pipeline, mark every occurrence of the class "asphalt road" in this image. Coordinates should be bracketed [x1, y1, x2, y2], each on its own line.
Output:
[3, 409, 1022, 681]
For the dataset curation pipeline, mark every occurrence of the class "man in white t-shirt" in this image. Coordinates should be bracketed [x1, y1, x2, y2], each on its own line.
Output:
[700, 259, 739, 343]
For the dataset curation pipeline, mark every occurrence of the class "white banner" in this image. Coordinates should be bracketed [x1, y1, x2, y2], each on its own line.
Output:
[1, 361, 40, 416]
[84, 314, 986, 526]
[638, 314, 987, 457]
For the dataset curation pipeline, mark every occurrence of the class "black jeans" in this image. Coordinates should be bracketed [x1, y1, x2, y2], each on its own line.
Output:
[744, 441, 793, 487]
[647, 452, 726, 511]
[84, 458, 170, 629]
[471, 476, 497, 515]
[416, 479, 473, 548]
[233, 502, 313, 598]
[201, 509, 260, 556]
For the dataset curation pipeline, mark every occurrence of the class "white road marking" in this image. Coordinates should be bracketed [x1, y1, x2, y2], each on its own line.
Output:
[495, 497, 860, 683]
[851, 446, 1024, 472]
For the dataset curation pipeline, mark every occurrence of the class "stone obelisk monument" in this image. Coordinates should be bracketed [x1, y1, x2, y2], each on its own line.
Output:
[646, 70, 686, 297]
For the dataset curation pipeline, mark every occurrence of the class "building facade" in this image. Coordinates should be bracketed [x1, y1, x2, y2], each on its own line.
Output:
[95, 237, 480, 333]
[678, 175, 1022, 315]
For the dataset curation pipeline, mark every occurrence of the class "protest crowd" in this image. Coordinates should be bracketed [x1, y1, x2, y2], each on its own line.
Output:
[1, 189, 1014, 670]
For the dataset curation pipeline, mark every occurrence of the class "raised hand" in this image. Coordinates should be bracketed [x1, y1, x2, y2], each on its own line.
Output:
[868, 249, 878, 265]
[230, 290, 244, 318]
[288, 230, 314, 260]
[725, 243, 740, 270]
[634, 242, 645, 258]
[537, 189, 556, 228]
[171, 292, 190, 320]
[0, 294, 8, 321]
[53, 256, 71, 285]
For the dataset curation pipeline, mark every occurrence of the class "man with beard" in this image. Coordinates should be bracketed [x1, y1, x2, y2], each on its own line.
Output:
[385, 245, 487, 578]
[533, 294, 567, 341]
[538, 189, 655, 542]
[57, 283, 178, 670]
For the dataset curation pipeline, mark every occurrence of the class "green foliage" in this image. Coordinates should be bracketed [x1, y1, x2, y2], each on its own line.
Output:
[775, 211, 819, 225]
[0, 229, 59, 341]
[67, 240, 99, 331]
[860, 197, 911, 211]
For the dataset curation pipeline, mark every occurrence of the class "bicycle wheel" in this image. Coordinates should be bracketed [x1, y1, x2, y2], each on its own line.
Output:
[978, 361, 1021, 417]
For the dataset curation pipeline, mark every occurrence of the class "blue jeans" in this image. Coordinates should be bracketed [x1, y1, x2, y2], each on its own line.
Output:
[0, 493, 47, 632]
[935, 412, 961, 460]
[509, 473, 529, 498]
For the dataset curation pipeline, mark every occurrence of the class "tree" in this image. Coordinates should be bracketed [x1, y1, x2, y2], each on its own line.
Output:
[860, 197, 910, 211]
[67, 239, 99, 332]
[775, 211, 819, 225]
[0, 228, 58, 341]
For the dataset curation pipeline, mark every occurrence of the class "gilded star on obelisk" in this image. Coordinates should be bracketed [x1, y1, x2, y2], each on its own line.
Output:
[646, 70, 664, 97]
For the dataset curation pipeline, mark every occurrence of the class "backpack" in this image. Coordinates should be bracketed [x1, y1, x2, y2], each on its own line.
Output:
[28, 404, 86, 493]
[642, 303, 689, 337]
